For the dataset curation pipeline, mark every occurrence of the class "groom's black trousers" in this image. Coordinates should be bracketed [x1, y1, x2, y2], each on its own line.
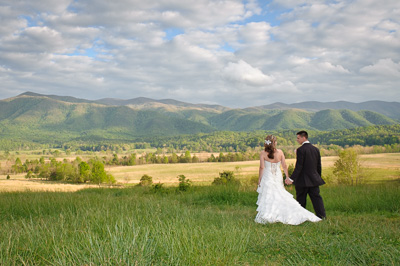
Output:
[295, 186, 326, 219]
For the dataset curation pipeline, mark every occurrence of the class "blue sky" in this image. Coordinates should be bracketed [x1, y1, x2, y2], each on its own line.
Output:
[0, 0, 399, 107]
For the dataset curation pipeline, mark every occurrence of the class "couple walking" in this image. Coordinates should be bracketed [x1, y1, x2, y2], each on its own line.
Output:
[255, 131, 326, 225]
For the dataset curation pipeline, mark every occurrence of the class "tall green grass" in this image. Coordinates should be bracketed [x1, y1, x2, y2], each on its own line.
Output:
[0, 183, 399, 265]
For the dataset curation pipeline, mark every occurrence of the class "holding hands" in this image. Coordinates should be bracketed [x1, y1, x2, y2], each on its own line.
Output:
[285, 177, 293, 185]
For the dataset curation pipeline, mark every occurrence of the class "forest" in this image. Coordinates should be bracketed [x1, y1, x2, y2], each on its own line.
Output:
[2, 124, 396, 153]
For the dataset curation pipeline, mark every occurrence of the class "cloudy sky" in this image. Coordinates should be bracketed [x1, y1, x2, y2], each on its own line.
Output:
[0, 0, 399, 107]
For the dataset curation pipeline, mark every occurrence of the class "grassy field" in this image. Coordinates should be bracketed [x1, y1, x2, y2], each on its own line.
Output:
[0, 153, 399, 264]
[0, 182, 399, 265]
[106, 153, 400, 185]
[2, 153, 399, 192]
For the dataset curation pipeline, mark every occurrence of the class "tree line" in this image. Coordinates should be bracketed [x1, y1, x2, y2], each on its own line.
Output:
[100, 150, 260, 165]
[10, 157, 115, 184]
[1, 125, 399, 153]
[63, 125, 400, 153]
[5, 141, 400, 179]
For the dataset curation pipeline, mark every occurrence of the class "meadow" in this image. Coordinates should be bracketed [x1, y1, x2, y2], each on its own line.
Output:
[1, 153, 399, 191]
[0, 153, 399, 264]
[106, 153, 400, 185]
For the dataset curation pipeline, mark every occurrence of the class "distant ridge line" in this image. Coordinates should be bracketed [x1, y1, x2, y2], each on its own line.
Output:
[0, 92, 397, 140]
[8, 91, 400, 120]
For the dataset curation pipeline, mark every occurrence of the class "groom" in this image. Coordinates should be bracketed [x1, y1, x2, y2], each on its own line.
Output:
[285, 131, 326, 219]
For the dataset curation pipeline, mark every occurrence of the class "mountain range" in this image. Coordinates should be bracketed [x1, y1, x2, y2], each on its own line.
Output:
[0, 92, 398, 142]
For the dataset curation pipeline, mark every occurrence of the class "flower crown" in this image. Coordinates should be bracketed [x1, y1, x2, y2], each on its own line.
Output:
[264, 140, 272, 145]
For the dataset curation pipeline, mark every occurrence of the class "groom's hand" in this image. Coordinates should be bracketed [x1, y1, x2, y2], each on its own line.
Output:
[285, 178, 292, 185]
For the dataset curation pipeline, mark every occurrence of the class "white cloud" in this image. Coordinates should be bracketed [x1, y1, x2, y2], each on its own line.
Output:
[360, 59, 400, 78]
[223, 60, 274, 86]
[0, 0, 399, 106]
[239, 22, 271, 44]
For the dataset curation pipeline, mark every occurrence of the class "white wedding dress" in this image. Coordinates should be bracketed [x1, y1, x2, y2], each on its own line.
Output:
[255, 161, 321, 225]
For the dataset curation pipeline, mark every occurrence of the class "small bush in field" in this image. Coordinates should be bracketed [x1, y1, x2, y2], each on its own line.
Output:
[323, 173, 336, 185]
[177, 175, 192, 191]
[152, 182, 164, 192]
[6, 175, 10, 180]
[212, 171, 240, 185]
[139, 174, 153, 186]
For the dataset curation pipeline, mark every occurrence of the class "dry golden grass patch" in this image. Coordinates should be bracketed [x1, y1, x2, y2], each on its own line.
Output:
[0, 175, 99, 192]
[106, 160, 261, 185]
[1, 153, 398, 192]
[319, 153, 400, 169]
[107, 153, 400, 185]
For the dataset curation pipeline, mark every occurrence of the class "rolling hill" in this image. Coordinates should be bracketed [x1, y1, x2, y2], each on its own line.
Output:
[0, 94, 214, 142]
[0, 92, 398, 144]
[252, 100, 400, 120]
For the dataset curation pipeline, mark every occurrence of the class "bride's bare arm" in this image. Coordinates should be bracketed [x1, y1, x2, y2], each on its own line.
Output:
[258, 152, 264, 185]
[280, 150, 289, 179]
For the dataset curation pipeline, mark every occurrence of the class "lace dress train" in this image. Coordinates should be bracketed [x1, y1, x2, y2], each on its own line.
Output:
[255, 161, 321, 225]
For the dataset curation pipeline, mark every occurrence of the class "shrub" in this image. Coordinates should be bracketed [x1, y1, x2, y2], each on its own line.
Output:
[333, 148, 364, 185]
[6, 175, 10, 180]
[152, 182, 164, 193]
[105, 173, 116, 185]
[177, 175, 192, 191]
[212, 171, 240, 185]
[140, 174, 153, 186]
[323, 173, 336, 185]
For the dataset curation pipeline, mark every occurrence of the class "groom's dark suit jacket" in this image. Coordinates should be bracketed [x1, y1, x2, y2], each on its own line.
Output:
[291, 143, 325, 187]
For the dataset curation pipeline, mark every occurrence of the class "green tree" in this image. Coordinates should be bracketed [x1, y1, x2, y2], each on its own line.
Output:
[12, 157, 25, 173]
[192, 155, 199, 163]
[333, 148, 364, 185]
[112, 153, 119, 165]
[91, 161, 107, 185]
[25, 170, 34, 179]
[218, 152, 225, 162]
[128, 153, 136, 166]
[170, 153, 178, 163]
[52, 150, 61, 157]
[78, 161, 91, 183]
[38, 164, 51, 180]
[163, 156, 169, 164]
[184, 150, 192, 163]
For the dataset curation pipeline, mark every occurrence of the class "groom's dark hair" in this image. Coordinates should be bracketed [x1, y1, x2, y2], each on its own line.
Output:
[296, 130, 308, 139]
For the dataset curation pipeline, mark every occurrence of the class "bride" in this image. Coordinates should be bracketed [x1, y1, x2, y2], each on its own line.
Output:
[255, 135, 321, 225]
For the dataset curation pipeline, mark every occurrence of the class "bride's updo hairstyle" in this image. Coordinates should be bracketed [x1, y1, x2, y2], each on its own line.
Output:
[264, 135, 277, 159]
